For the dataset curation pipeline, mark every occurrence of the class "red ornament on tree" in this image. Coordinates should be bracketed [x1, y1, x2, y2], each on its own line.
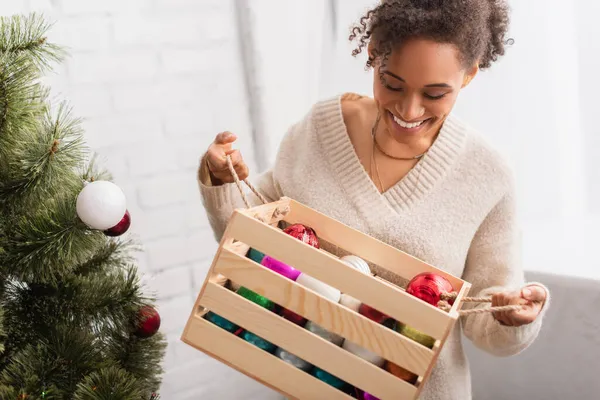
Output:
[406, 272, 454, 307]
[104, 210, 131, 237]
[283, 224, 320, 248]
[134, 305, 161, 338]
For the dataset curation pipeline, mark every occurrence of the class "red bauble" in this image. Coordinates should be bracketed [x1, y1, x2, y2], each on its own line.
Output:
[283, 224, 320, 248]
[280, 307, 307, 326]
[104, 210, 131, 237]
[359, 304, 389, 324]
[406, 272, 454, 307]
[134, 305, 161, 338]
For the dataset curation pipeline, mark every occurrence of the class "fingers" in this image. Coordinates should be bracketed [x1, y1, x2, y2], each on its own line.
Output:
[215, 131, 237, 145]
[521, 285, 547, 303]
[206, 148, 248, 183]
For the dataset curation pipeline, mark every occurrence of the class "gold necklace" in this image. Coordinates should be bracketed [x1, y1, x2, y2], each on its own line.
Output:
[371, 112, 428, 161]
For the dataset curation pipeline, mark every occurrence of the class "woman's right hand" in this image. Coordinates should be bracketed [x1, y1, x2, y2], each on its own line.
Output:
[205, 131, 249, 185]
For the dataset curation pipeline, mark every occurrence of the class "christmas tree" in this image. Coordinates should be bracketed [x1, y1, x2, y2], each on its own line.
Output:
[0, 13, 166, 400]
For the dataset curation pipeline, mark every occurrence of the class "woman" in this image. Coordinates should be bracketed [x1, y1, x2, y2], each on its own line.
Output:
[198, 0, 550, 398]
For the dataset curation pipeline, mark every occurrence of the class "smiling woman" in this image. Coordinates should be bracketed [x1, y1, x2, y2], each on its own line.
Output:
[197, 1, 550, 399]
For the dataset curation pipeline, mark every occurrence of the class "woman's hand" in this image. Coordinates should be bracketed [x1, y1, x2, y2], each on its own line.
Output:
[205, 132, 249, 185]
[491, 285, 547, 327]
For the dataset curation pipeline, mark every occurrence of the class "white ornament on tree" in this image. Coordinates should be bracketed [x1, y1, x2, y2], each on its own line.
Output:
[76, 180, 127, 230]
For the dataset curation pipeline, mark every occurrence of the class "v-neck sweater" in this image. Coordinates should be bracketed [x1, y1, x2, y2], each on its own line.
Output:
[197, 93, 550, 400]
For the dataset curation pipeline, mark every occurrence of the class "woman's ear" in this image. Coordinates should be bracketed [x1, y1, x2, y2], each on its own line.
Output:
[462, 64, 479, 88]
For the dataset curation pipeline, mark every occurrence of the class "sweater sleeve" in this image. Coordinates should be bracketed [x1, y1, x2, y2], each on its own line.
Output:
[460, 187, 550, 357]
[197, 153, 283, 242]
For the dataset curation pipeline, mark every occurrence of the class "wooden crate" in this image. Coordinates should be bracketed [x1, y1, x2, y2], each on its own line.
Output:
[181, 197, 471, 400]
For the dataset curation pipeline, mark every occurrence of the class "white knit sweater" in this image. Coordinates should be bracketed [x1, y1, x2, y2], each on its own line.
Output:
[197, 93, 550, 400]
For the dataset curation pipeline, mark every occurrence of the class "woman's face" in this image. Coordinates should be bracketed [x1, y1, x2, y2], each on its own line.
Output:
[372, 38, 478, 145]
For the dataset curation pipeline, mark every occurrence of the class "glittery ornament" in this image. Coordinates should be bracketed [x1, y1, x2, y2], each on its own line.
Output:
[104, 210, 131, 237]
[261, 255, 301, 281]
[340, 255, 371, 274]
[342, 339, 385, 367]
[241, 331, 277, 353]
[246, 248, 265, 264]
[236, 287, 275, 310]
[363, 393, 380, 400]
[385, 361, 418, 384]
[280, 308, 307, 326]
[134, 305, 161, 338]
[283, 224, 320, 248]
[359, 304, 389, 324]
[275, 347, 312, 371]
[204, 311, 239, 333]
[305, 321, 343, 346]
[396, 323, 435, 349]
[406, 272, 454, 307]
[312, 367, 348, 390]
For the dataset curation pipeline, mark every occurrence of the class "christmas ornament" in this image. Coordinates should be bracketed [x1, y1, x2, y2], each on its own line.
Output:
[76, 180, 127, 230]
[134, 305, 160, 338]
[305, 321, 343, 346]
[359, 304, 389, 324]
[296, 273, 341, 303]
[342, 339, 385, 367]
[261, 256, 301, 281]
[361, 393, 380, 400]
[283, 223, 320, 248]
[241, 331, 277, 353]
[312, 367, 348, 390]
[406, 272, 454, 307]
[103, 210, 131, 236]
[339, 294, 362, 313]
[204, 311, 239, 333]
[396, 323, 435, 349]
[340, 255, 371, 275]
[280, 308, 307, 326]
[237, 287, 276, 311]
[246, 248, 265, 264]
[275, 347, 312, 371]
[385, 361, 418, 384]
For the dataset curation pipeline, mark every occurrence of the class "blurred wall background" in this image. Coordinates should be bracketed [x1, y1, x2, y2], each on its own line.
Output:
[1, 0, 598, 398]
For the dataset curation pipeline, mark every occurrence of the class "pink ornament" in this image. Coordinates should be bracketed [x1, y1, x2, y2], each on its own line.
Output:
[363, 393, 380, 400]
[406, 272, 454, 307]
[261, 255, 301, 281]
[104, 210, 131, 237]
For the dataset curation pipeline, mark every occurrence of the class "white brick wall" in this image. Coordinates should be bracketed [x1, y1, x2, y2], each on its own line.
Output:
[1, 0, 275, 398]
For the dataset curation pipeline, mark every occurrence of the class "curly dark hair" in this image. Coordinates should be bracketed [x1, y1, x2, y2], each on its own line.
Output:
[349, 0, 513, 70]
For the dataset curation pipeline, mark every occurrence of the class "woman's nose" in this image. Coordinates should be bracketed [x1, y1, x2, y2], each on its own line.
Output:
[395, 95, 425, 122]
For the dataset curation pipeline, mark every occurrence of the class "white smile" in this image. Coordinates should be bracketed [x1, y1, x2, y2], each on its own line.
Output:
[391, 113, 427, 129]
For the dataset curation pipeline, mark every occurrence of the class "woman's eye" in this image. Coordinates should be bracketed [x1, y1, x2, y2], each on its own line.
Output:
[424, 92, 447, 100]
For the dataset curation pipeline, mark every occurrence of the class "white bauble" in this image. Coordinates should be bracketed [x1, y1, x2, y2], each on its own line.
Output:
[339, 293, 361, 312]
[342, 339, 385, 367]
[76, 181, 127, 230]
[296, 273, 341, 303]
[340, 255, 371, 275]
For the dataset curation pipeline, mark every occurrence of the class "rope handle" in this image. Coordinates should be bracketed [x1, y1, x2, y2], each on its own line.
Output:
[223, 156, 524, 317]
[438, 292, 524, 316]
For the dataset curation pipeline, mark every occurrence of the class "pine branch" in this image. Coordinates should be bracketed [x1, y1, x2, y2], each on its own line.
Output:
[0, 306, 5, 355]
[73, 366, 144, 400]
[0, 101, 86, 208]
[0, 13, 64, 72]
[73, 239, 139, 276]
[1, 193, 104, 284]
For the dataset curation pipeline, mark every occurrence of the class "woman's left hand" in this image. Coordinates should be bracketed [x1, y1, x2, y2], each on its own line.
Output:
[491, 285, 547, 327]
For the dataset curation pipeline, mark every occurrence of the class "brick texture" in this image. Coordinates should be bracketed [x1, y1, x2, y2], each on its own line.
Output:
[1, 1, 275, 398]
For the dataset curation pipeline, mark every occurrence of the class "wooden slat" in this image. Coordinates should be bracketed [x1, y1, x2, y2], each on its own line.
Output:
[201, 282, 418, 400]
[285, 198, 464, 290]
[216, 248, 434, 376]
[182, 315, 353, 400]
[227, 212, 452, 339]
